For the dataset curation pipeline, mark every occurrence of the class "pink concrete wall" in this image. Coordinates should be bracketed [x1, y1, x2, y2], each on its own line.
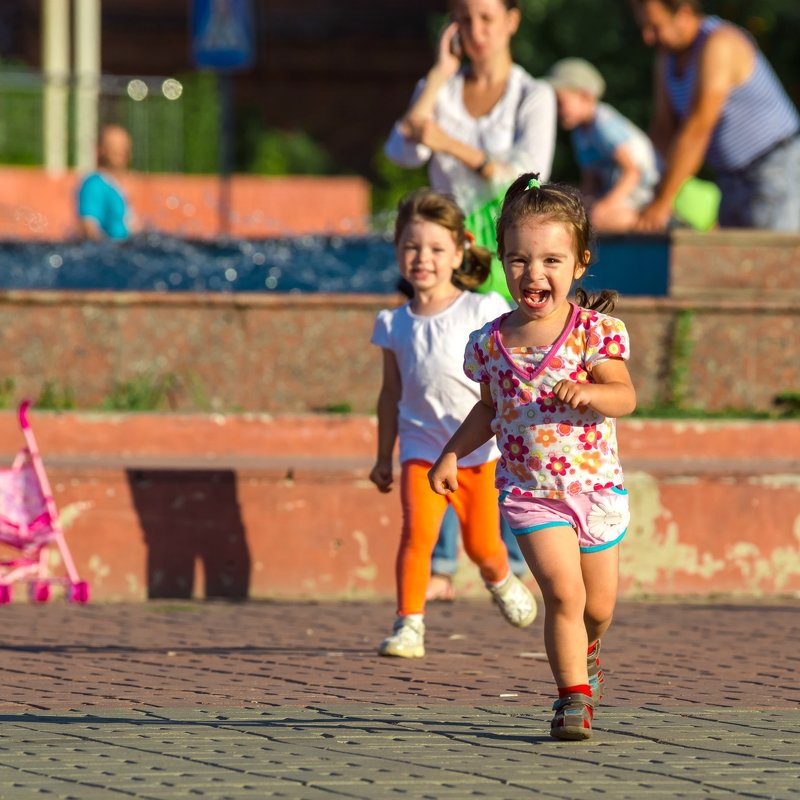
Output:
[0, 167, 369, 239]
[0, 412, 797, 602]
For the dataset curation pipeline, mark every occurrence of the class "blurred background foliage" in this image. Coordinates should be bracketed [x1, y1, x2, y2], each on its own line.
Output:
[0, 0, 798, 216]
[371, 0, 800, 212]
[511, 0, 800, 185]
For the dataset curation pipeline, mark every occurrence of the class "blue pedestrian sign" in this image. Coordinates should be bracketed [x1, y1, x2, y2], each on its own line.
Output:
[191, 0, 255, 70]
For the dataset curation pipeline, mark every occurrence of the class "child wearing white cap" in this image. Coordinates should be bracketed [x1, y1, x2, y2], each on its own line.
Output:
[545, 58, 661, 232]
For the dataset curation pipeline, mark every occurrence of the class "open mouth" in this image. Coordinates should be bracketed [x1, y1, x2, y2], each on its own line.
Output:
[522, 289, 550, 308]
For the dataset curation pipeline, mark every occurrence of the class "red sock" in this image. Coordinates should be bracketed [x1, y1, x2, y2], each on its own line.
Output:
[558, 684, 592, 698]
[587, 641, 599, 657]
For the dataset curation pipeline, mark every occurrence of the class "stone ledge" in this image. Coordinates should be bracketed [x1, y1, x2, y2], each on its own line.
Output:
[7, 453, 799, 480]
[1, 412, 796, 460]
[671, 228, 800, 247]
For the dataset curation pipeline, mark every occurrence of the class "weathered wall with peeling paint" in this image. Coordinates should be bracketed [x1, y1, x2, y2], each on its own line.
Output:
[0, 413, 797, 601]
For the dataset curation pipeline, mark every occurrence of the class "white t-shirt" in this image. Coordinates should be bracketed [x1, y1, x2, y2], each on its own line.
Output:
[384, 65, 557, 216]
[371, 291, 511, 467]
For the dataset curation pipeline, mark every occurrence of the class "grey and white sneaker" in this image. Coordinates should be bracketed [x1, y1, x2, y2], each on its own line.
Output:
[587, 639, 604, 704]
[488, 573, 537, 628]
[377, 616, 425, 658]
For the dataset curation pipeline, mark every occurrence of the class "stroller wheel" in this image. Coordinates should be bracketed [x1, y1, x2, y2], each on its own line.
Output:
[0, 585, 10, 604]
[30, 582, 50, 603]
[69, 581, 90, 604]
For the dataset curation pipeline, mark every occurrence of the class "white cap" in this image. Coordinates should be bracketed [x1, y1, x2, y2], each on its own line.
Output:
[544, 58, 606, 99]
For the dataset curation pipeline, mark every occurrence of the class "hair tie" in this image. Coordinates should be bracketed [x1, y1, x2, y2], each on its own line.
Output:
[464, 230, 475, 249]
[525, 177, 541, 191]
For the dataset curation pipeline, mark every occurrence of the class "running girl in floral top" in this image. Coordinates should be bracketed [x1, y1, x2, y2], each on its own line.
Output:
[428, 173, 636, 740]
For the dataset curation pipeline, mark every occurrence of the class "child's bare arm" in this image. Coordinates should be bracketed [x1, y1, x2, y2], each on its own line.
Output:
[428, 384, 496, 495]
[369, 349, 402, 493]
[602, 144, 643, 207]
[553, 359, 636, 418]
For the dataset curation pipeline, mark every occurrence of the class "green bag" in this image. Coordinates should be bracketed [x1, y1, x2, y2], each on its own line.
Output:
[672, 177, 720, 231]
[464, 192, 512, 302]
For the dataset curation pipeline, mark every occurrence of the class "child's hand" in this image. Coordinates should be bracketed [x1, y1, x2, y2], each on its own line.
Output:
[428, 452, 458, 495]
[553, 379, 594, 410]
[369, 461, 394, 493]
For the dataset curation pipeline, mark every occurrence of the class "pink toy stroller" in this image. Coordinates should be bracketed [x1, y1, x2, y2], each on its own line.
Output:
[0, 400, 89, 603]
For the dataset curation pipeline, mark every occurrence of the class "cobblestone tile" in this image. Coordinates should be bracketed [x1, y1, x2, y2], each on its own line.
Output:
[0, 600, 798, 798]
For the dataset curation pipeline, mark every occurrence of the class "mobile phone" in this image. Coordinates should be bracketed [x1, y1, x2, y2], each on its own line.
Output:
[449, 29, 463, 58]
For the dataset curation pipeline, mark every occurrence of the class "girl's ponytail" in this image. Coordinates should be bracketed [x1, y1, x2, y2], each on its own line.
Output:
[453, 237, 492, 290]
[573, 287, 618, 313]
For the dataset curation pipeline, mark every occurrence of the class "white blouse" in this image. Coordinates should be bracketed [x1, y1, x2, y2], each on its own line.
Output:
[385, 65, 557, 215]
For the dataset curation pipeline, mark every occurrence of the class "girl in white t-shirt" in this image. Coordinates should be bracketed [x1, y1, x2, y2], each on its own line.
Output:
[370, 188, 537, 658]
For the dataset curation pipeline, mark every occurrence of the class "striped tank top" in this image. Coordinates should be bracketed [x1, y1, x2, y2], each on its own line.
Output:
[666, 16, 799, 173]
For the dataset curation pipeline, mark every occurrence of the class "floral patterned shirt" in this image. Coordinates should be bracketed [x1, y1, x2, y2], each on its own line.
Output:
[464, 304, 630, 499]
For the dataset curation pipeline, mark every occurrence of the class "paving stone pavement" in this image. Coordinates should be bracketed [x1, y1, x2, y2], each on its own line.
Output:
[0, 598, 798, 799]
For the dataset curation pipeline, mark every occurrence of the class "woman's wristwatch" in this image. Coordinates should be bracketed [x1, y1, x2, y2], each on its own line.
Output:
[474, 153, 491, 176]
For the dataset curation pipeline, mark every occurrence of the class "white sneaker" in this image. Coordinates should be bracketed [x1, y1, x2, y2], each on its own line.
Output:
[377, 616, 425, 658]
[488, 574, 537, 628]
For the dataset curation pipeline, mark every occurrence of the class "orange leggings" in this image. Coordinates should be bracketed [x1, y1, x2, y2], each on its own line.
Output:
[396, 459, 510, 616]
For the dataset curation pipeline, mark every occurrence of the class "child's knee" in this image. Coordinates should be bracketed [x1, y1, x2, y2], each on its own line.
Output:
[584, 596, 615, 630]
[541, 577, 586, 613]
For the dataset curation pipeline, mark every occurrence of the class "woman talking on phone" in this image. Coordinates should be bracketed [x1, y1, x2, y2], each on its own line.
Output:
[384, 0, 557, 300]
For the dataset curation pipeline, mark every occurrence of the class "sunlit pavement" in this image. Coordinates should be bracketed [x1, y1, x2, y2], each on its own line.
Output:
[0, 598, 798, 799]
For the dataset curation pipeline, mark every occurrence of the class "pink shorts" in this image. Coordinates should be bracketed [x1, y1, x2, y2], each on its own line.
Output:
[499, 487, 630, 553]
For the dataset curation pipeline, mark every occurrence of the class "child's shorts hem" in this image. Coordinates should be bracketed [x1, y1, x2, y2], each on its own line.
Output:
[500, 487, 630, 551]
[579, 528, 627, 553]
[510, 520, 573, 536]
[507, 521, 626, 552]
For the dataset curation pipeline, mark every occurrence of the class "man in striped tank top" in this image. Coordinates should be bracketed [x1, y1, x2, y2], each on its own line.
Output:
[632, 0, 800, 232]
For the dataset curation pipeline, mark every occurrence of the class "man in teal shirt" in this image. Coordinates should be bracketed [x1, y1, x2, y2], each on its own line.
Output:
[77, 124, 139, 239]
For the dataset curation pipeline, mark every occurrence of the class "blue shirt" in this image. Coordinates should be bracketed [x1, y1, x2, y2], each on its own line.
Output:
[571, 103, 660, 202]
[77, 172, 130, 239]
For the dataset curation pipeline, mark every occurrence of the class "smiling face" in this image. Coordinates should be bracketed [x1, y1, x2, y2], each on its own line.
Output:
[451, 0, 519, 64]
[502, 216, 588, 324]
[396, 217, 463, 297]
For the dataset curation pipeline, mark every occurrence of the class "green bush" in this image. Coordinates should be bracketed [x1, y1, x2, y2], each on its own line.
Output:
[370, 148, 429, 222]
[248, 128, 335, 176]
[0, 378, 15, 408]
[36, 381, 76, 411]
[179, 70, 220, 174]
[0, 64, 43, 166]
[102, 374, 178, 412]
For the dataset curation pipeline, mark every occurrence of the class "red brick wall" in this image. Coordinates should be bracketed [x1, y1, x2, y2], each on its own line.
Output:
[1, 290, 797, 414]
